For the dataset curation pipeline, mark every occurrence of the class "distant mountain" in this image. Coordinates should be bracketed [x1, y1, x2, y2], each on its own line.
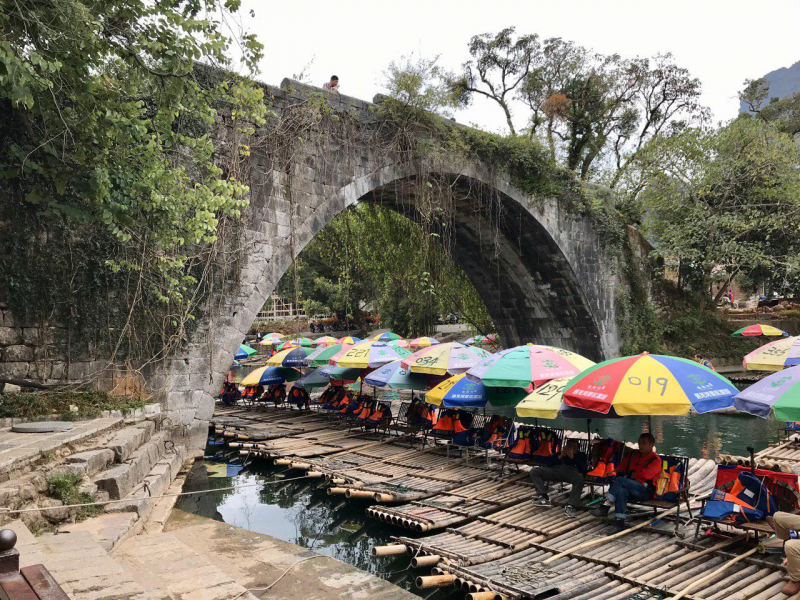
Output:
[739, 60, 800, 113]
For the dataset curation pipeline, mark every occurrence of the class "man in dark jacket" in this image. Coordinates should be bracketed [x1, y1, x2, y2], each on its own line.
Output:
[530, 438, 588, 518]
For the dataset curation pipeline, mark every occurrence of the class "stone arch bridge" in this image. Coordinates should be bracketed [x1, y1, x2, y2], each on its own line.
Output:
[0, 79, 649, 446]
[157, 79, 646, 443]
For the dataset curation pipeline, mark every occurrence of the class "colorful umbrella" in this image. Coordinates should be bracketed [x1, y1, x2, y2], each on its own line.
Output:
[304, 343, 351, 368]
[364, 360, 435, 390]
[370, 332, 403, 342]
[338, 336, 362, 345]
[241, 366, 300, 386]
[330, 341, 410, 369]
[734, 366, 800, 420]
[266, 346, 313, 368]
[515, 377, 620, 419]
[258, 333, 285, 346]
[287, 337, 314, 347]
[426, 373, 527, 408]
[732, 324, 789, 338]
[293, 368, 332, 389]
[319, 365, 362, 385]
[563, 353, 737, 416]
[388, 339, 411, 349]
[409, 336, 440, 349]
[466, 344, 595, 389]
[402, 342, 491, 376]
[234, 344, 257, 360]
[743, 336, 800, 371]
[314, 336, 340, 346]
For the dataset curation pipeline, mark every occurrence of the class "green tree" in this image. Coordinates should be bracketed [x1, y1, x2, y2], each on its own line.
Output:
[1, 0, 265, 306]
[449, 27, 539, 135]
[638, 119, 800, 305]
[276, 204, 493, 337]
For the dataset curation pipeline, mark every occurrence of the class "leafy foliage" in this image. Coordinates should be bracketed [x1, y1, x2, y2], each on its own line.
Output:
[275, 203, 493, 337]
[0, 0, 266, 366]
[0, 390, 144, 420]
[636, 119, 800, 303]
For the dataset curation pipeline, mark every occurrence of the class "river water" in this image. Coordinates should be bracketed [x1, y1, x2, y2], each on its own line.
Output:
[176, 412, 782, 598]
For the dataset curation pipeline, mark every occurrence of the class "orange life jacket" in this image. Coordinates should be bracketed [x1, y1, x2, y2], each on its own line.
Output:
[433, 413, 455, 432]
[336, 396, 351, 412]
[587, 440, 624, 478]
[508, 430, 532, 460]
[356, 403, 373, 420]
[452, 412, 469, 434]
[532, 431, 557, 457]
[367, 405, 387, 425]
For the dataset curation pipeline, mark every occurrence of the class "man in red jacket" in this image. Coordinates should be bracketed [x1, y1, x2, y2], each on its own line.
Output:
[590, 432, 661, 529]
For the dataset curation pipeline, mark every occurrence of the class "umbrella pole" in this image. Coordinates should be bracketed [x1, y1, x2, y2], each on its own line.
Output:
[586, 418, 592, 443]
[747, 446, 756, 474]
[647, 415, 652, 432]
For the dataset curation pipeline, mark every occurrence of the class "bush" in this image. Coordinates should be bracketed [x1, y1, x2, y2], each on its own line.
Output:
[0, 390, 145, 420]
[46, 473, 100, 520]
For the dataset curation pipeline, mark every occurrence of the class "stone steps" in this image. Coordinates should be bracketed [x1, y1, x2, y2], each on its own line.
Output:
[6, 520, 162, 600]
[113, 532, 258, 600]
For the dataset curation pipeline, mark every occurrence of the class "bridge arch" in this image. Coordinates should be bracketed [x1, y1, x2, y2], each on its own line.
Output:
[160, 84, 628, 442]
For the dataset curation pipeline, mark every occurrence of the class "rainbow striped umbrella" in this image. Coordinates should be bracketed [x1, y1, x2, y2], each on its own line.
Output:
[409, 336, 440, 349]
[743, 336, 800, 371]
[338, 336, 362, 345]
[364, 360, 435, 391]
[563, 353, 737, 416]
[426, 373, 526, 408]
[259, 333, 285, 346]
[734, 366, 800, 420]
[402, 342, 491, 376]
[234, 344, 257, 360]
[732, 324, 788, 338]
[466, 344, 595, 389]
[303, 343, 351, 368]
[241, 366, 300, 386]
[370, 332, 403, 342]
[266, 346, 313, 368]
[331, 340, 411, 369]
[314, 336, 340, 346]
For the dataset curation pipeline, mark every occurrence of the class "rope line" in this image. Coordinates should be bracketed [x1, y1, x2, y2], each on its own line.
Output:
[0, 475, 315, 515]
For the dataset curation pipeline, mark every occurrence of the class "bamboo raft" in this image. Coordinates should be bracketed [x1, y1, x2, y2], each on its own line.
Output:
[390, 502, 595, 567]
[365, 473, 535, 531]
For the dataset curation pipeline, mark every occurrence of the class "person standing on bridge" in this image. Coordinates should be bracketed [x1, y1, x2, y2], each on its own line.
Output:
[323, 75, 339, 94]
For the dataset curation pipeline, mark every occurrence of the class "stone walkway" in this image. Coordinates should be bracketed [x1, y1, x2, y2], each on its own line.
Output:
[0, 417, 122, 480]
[161, 509, 417, 600]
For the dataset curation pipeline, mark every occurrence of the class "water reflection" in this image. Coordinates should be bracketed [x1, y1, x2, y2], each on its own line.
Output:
[176, 450, 461, 598]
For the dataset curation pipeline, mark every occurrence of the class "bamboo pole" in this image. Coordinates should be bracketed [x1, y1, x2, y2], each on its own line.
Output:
[668, 546, 760, 600]
[416, 574, 456, 589]
[373, 544, 408, 557]
[668, 534, 747, 568]
[543, 506, 679, 564]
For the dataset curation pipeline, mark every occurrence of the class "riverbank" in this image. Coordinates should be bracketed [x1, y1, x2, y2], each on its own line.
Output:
[161, 509, 417, 599]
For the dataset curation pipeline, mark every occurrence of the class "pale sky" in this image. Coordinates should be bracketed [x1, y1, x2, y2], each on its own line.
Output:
[239, 0, 800, 133]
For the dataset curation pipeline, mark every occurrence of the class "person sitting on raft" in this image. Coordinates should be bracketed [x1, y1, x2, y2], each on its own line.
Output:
[768, 512, 800, 595]
[530, 438, 588, 519]
[590, 432, 661, 529]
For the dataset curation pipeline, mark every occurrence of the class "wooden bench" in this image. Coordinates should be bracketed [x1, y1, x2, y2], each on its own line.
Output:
[0, 529, 69, 600]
